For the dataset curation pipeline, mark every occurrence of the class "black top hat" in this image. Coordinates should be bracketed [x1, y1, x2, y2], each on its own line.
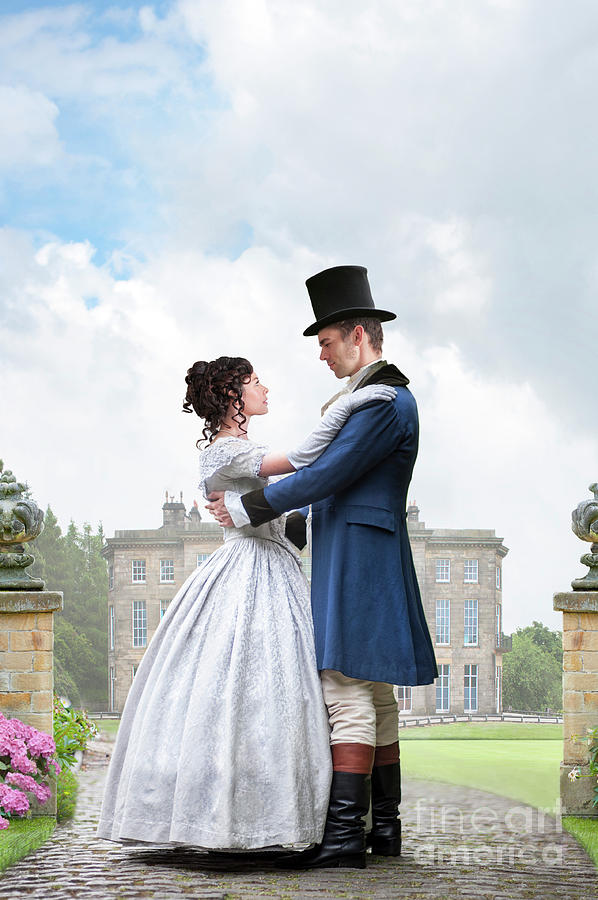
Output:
[303, 265, 396, 337]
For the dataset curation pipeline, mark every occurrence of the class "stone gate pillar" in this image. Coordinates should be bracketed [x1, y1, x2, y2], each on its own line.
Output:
[0, 462, 63, 815]
[554, 483, 598, 816]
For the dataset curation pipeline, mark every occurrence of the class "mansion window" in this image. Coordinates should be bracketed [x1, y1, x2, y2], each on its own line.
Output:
[464, 664, 478, 712]
[131, 664, 138, 682]
[464, 559, 478, 583]
[197, 553, 211, 567]
[160, 559, 174, 583]
[495, 664, 502, 714]
[108, 564, 114, 590]
[160, 599, 171, 619]
[132, 600, 147, 647]
[436, 559, 450, 583]
[435, 598, 450, 645]
[132, 559, 146, 583]
[109, 666, 116, 712]
[496, 603, 502, 647]
[436, 664, 450, 713]
[109, 606, 115, 651]
[464, 599, 478, 646]
[396, 686, 412, 713]
[496, 566, 501, 590]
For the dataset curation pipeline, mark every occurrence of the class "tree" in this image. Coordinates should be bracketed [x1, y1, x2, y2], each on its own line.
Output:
[503, 622, 563, 712]
[30, 507, 108, 708]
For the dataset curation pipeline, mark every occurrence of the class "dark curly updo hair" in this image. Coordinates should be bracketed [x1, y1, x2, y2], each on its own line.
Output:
[183, 356, 253, 446]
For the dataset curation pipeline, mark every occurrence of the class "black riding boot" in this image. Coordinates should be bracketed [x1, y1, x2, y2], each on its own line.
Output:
[279, 771, 370, 869]
[366, 760, 401, 856]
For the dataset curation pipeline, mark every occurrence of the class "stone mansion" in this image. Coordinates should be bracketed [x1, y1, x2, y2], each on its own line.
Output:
[102, 496, 510, 715]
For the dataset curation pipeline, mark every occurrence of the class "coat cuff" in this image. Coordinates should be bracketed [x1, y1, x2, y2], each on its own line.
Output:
[223, 491, 251, 528]
[241, 489, 278, 527]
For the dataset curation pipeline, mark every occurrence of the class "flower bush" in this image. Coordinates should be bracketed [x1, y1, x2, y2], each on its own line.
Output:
[53, 695, 98, 770]
[0, 713, 59, 829]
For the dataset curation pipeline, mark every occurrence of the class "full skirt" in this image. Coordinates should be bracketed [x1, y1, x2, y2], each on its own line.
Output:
[96, 535, 332, 848]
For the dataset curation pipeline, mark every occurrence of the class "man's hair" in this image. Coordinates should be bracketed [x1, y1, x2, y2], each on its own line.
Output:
[335, 318, 384, 353]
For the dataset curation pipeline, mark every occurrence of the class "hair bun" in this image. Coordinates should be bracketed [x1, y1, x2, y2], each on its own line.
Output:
[182, 356, 253, 446]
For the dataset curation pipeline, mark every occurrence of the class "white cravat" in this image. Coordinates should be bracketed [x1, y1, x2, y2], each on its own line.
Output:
[320, 359, 387, 416]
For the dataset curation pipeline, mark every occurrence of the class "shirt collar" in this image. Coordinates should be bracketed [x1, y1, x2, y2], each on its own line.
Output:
[321, 358, 387, 415]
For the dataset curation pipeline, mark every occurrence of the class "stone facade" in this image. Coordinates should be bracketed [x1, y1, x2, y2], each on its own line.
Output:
[553, 591, 598, 816]
[105, 498, 509, 716]
[103, 496, 234, 712]
[404, 504, 510, 716]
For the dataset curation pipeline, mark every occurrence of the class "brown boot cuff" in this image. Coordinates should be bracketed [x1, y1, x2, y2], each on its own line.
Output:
[373, 741, 400, 766]
[331, 742, 375, 774]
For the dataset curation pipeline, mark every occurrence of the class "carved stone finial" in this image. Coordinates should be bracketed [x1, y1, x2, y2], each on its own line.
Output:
[0, 460, 45, 590]
[571, 482, 598, 590]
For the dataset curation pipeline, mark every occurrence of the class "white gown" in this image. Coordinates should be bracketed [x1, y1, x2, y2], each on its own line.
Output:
[97, 437, 332, 849]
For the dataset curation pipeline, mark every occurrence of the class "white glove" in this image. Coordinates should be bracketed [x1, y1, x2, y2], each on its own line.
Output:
[287, 384, 397, 470]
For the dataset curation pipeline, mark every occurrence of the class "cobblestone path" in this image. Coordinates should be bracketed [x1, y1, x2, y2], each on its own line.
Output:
[1, 741, 596, 900]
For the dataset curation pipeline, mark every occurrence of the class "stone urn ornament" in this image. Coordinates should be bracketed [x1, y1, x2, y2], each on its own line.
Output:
[0, 459, 45, 590]
[571, 482, 598, 590]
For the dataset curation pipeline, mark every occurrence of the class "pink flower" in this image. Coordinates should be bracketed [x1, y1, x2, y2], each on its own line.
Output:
[0, 816, 9, 830]
[5, 773, 51, 805]
[7, 718, 31, 741]
[25, 731, 56, 760]
[0, 783, 30, 817]
[10, 751, 37, 775]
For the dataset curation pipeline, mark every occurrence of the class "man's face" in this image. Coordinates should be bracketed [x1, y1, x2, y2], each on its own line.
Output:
[318, 325, 359, 379]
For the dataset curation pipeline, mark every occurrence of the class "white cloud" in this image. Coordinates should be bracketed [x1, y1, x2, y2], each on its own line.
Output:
[0, 85, 62, 169]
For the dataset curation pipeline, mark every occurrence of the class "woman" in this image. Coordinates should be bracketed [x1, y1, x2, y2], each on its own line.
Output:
[97, 356, 394, 850]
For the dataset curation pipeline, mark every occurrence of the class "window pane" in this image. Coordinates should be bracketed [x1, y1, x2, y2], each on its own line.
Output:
[464, 664, 478, 711]
[197, 553, 211, 567]
[496, 566, 501, 589]
[160, 599, 171, 619]
[160, 559, 174, 582]
[435, 598, 450, 644]
[464, 559, 478, 583]
[396, 686, 412, 713]
[132, 559, 146, 583]
[436, 559, 450, 583]
[435, 664, 450, 712]
[464, 599, 478, 645]
[109, 606, 115, 651]
[132, 600, 147, 647]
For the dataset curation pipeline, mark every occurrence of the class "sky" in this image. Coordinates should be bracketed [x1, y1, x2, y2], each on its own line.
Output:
[1, 0, 597, 632]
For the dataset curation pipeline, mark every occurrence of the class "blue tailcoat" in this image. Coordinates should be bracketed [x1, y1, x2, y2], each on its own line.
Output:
[243, 371, 438, 686]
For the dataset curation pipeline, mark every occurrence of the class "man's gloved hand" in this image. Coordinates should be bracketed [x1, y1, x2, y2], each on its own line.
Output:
[287, 384, 396, 470]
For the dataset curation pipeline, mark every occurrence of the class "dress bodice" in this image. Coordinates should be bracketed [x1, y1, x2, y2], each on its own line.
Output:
[199, 437, 289, 545]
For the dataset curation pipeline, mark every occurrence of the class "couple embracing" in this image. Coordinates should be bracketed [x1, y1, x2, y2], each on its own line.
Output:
[97, 265, 438, 870]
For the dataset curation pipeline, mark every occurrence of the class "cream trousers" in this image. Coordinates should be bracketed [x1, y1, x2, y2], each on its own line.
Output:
[320, 669, 399, 747]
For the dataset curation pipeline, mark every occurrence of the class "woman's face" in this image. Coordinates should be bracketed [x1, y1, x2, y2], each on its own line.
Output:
[240, 371, 269, 417]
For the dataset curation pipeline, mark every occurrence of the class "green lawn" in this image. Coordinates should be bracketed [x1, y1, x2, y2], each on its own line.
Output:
[400, 721, 598, 868]
[0, 817, 55, 872]
[563, 817, 598, 868]
[401, 737, 561, 811]
[91, 717, 120, 737]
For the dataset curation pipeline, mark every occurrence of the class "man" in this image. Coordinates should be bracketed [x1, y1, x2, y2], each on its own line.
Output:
[207, 265, 438, 868]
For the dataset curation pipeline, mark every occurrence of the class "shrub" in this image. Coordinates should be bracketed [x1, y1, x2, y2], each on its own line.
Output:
[56, 767, 78, 822]
[53, 694, 98, 770]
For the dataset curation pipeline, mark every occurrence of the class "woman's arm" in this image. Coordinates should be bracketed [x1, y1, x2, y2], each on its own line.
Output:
[258, 453, 296, 477]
